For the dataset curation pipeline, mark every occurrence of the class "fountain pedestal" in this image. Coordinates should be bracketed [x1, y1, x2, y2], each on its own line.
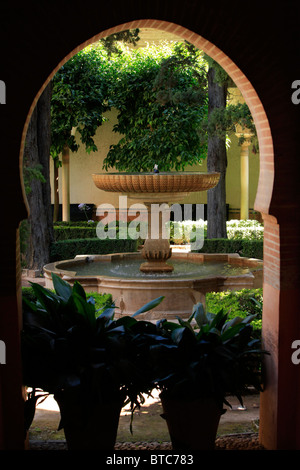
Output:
[139, 200, 173, 273]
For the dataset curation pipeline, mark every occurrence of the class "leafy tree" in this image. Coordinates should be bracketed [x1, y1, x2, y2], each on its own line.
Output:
[21, 31, 140, 271]
[50, 30, 140, 221]
[100, 28, 140, 56]
[103, 42, 208, 172]
[103, 41, 256, 240]
[49, 35, 256, 238]
[51, 30, 140, 158]
[203, 55, 257, 238]
[50, 44, 109, 221]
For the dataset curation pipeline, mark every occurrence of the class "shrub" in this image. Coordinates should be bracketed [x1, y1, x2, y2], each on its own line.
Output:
[54, 225, 98, 241]
[54, 221, 98, 239]
[22, 287, 38, 303]
[168, 219, 263, 247]
[50, 238, 139, 262]
[86, 292, 113, 315]
[206, 288, 263, 336]
[239, 239, 263, 259]
[169, 220, 205, 245]
[54, 221, 96, 227]
[226, 219, 264, 240]
[194, 238, 263, 259]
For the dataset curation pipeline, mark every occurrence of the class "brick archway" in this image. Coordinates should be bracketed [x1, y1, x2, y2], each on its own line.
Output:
[11, 15, 298, 451]
[21, 19, 274, 221]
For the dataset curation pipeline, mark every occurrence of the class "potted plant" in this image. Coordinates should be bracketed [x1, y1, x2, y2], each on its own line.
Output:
[150, 303, 268, 450]
[21, 273, 164, 450]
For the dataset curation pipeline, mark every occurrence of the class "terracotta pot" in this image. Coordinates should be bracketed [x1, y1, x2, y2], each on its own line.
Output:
[55, 392, 122, 450]
[160, 394, 223, 450]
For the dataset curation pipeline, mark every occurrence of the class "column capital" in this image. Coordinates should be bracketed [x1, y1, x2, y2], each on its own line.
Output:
[235, 124, 254, 145]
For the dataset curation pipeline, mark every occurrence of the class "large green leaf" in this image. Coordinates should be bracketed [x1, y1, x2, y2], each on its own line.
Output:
[171, 327, 186, 345]
[29, 282, 60, 317]
[175, 316, 195, 333]
[132, 296, 165, 317]
[52, 273, 73, 301]
[115, 316, 138, 329]
[209, 309, 228, 331]
[220, 323, 246, 342]
[191, 302, 207, 328]
[70, 292, 96, 329]
[72, 281, 87, 300]
[221, 316, 242, 333]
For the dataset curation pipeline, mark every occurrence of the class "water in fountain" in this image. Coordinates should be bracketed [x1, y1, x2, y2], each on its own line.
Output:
[58, 258, 252, 280]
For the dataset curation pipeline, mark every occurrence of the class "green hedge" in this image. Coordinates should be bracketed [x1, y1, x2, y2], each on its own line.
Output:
[206, 288, 263, 337]
[53, 222, 141, 241]
[54, 221, 96, 226]
[195, 238, 263, 259]
[54, 225, 97, 241]
[50, 237, 139, 262]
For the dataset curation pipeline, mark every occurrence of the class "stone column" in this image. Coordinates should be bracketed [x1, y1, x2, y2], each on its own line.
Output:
[235, 125, 253, 220]
[240, 140, 251, 219]
[61, 144, 70, 222]
[61, 128, 76, 222]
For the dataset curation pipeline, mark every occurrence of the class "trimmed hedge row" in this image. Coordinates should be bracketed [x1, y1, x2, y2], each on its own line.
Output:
[54, 226, 97, 241]
[53, 222, 135, 241]
[195, 238, 263, 259]
[50, 236, 263, 261]
[50, 238, 139, 262]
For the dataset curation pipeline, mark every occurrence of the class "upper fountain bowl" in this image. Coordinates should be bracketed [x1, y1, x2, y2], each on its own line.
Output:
[92, 172, 220, 202]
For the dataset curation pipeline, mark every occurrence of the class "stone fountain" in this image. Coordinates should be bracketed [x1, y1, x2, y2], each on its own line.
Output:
[92, 171, 220, 273]
[43, 171, 263, 319]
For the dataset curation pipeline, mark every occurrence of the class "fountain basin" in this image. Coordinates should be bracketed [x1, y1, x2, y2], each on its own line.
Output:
[92, 172, 220, 198]
[43, 252, 263, 320]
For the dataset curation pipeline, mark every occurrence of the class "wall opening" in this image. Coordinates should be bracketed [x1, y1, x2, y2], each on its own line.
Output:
[19, 18, 275, 447]
[20, 20, 274, 221]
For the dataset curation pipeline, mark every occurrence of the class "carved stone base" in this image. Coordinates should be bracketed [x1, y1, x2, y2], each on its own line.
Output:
[140, 238, 174, 273]
[139, 261, 174, 273]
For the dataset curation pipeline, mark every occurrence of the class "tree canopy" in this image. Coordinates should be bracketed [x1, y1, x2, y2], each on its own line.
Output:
[203, 55, 257, 149]
[103, 41, 208, 172]
[50, 29, 141, 160]
[50, 38, 256, 172]
[50, 45, 110, 159]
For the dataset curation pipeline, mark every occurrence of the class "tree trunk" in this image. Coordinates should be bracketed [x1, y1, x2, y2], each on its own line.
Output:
[53, 159, 59, 222]
[24, 83, 54, 271]
[207, 67, 228, 239]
